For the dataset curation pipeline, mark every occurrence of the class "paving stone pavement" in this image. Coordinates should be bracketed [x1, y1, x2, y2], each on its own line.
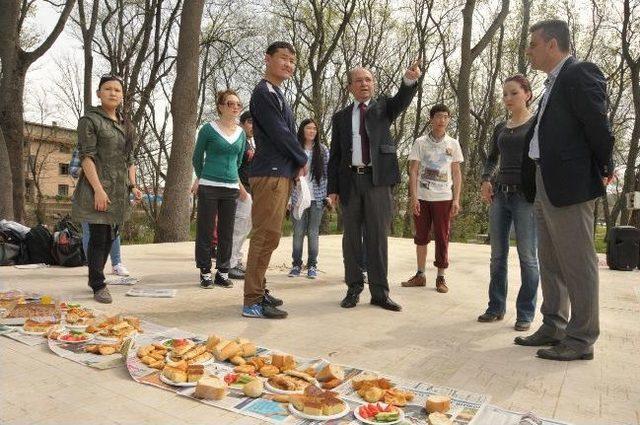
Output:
[1, 235, 639, 425]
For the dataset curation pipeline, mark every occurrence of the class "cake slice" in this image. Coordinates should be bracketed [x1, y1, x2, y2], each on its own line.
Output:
[162, 365, 187, 383]
[302, 399, 323, 416]
[322, 397, 345, 416]
[187, 364, 204, 382]
[193, 376, 227, 400]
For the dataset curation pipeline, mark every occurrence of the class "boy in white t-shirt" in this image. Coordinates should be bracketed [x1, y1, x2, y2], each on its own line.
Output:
[402, 104, 463, 293]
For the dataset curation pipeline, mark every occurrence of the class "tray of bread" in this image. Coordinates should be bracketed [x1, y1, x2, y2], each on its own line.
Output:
[164, 338, 214, 365]
[83, 341, 123, 356]
[20, 317, 60, 335]
[288, 385, 349, 421]
[64, 305, 94, 324]
[160, 360, 208, 387]
[1, 302, 61, 325]
[137, 342, 169, 370]
[86, 315, 141, 341]
[265, 369, 318, 394]
[351, 374, 415, 407]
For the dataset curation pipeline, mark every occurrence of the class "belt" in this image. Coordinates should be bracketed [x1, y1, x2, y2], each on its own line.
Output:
[351, 165, 372, 174]
[496, 183, 521, 193]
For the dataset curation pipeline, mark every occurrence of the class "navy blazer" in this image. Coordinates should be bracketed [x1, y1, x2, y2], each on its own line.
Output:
[327, 80, 418, 205]
[521, 57, 614, 207]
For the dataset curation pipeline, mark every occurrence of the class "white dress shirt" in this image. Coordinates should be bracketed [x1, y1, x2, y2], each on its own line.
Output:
[351, 99, 371, 166]
[528, 55, 571, 160]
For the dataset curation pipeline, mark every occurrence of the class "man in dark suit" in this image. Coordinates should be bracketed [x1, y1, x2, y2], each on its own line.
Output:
[328, 61, 421, 311]
[515, 20, 614, 360]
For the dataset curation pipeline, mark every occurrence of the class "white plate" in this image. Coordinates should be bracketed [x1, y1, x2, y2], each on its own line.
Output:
[19, 327, 48, 336]
[264, 380, 317, 395]
[354, 403, 404, 425]
[57, 333, 94, 344]
[288, 401, 350, 421]
[159, 373, 197, 387]
[166, 352, 215, 366]
[94, 334, 121, 343]
[65, 324, 88, 333]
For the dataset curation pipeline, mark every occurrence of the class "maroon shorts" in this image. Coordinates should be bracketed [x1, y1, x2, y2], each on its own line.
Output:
[413, 200, 452, 268]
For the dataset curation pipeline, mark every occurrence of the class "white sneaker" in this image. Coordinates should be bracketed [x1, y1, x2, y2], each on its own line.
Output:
[112, 263, 130, 276]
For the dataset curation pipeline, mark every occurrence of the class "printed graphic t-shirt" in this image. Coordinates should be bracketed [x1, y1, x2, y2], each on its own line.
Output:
[408, 132, 464, 201]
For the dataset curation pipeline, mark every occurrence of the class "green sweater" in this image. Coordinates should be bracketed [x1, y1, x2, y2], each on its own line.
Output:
[192, 123, 246, 183]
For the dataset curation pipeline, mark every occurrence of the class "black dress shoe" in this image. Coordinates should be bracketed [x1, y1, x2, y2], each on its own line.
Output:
[263, 289, 283, 307]
[340, 293, 360, 308]
[537, 344, 594, 361]
[370, 297, 402, 312]
[514, 330, 561, 347]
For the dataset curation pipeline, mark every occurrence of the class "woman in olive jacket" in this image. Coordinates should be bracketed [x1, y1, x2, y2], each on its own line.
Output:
[72, 75, 142, 303]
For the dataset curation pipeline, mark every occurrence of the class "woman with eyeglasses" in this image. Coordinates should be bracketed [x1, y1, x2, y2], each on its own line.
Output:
[191, 89, 247, 289]
[72, 74, 142, 304]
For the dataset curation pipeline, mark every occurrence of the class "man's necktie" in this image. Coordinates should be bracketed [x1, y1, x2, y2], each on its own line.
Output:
[359, 103, 370, 165]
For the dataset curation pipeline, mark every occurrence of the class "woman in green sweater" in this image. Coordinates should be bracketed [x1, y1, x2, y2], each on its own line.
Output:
[192, 89, 247, 288]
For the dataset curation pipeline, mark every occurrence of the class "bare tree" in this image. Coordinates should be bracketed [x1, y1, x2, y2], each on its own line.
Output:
[0, 127, 12, 219]
[0, 0, 76, 222]
[155, 0, 205, 242]
[75, 0, 100, 114]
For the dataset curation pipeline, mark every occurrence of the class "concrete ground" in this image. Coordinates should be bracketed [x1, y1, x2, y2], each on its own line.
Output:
[1, 235, 639, 425]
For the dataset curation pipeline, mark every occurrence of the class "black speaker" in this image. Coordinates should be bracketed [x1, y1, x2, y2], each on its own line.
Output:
[606, 226, 640, 271]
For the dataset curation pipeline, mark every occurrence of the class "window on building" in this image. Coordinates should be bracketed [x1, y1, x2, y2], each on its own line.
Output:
[25, 180, 33, 199]
[58, 184, 69, 196]
[59, 163, 69, 175]
[59, 144, 71, 154]
[27, 155, 36, 173]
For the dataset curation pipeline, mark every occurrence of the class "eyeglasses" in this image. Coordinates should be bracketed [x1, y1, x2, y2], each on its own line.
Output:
[223, 101, 243, 109]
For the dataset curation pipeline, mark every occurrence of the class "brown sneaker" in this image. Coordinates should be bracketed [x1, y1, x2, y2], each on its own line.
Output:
[435, 276, 448, 293]
[401, 273, 426, 287]
[93, 287, 113, 304]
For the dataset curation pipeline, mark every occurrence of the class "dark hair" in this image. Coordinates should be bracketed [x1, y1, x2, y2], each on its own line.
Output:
[266, 41, 295, 56]
[240, 111, 252, 124]
[216, 89, 240, 115]
[429, 104, 450, 119]
[504, 74, 533, 107]
[530, 20, 571, 53]
[297, 118, 324, 185]
[98, 74, 124, 91]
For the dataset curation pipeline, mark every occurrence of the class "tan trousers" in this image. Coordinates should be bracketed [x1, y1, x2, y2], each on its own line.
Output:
[243, 177, 292, 306]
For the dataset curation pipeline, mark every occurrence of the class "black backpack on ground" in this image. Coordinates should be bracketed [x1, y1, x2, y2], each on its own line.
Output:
[0, 228, 22, 265]
[606, 226, 640, 271]
[25, 224, 54, 265]
[52, 217, 85, 267]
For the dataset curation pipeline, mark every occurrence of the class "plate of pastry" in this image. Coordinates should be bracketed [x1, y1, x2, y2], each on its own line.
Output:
[288, 386, 349, 421]
[159, 363, 205, 387]
[265, 370, 317, 395]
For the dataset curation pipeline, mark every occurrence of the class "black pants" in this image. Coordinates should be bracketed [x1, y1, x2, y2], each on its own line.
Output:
[341, 173, 393, 300]
[88, 223, 117, 292]
[195, 185, 238, 273]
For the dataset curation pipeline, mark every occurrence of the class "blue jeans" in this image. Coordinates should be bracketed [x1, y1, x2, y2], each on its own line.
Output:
[486, 191, 539, 322]
[292, 201, 324, 267]
[82, 222, 122, 267]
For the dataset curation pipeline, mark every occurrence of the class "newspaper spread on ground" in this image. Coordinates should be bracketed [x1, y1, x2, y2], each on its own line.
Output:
[2, 326, 47, 346]
[473, 404, 573, 425]
[126, 330, 488, 425]
[126, 287, 176, 297]
[13, 263, 49, 269]
[106, 276, 139, 286]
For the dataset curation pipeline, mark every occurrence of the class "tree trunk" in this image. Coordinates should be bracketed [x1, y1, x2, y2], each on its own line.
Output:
[155, 0, 205, 242]
[517, 0, 532, 75]
[0, 127, 13, 219]
[0, 71, 27, 222]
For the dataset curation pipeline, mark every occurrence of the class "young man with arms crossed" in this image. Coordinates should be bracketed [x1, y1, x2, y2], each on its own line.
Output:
[242, 42, 308, 319]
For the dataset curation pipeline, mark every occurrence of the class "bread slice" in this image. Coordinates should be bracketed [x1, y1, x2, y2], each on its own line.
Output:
[213, 340, 241, 361]
[351, 373, 378, 390]
[322, 397, 345, 416]
[302, 400, 323, 416]
[426, 395, 451, 414]
[316, 364, 345, 382]
[172, 340, 195, 356]
[205, 335, 221, 351]
[194, 376, 227, 400]
[284, 369, 315, 383]
[162, 366, 187, 383]
[183, 345, 207, 361]
[240, 342, 257, 357]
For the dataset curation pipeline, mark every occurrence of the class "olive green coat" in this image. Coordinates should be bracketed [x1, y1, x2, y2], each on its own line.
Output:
[71, 106, 134, 225]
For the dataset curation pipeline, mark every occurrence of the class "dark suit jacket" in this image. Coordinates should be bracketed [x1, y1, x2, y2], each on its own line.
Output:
[521, 57, 614, 207]
[327, 81, 418, 205]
